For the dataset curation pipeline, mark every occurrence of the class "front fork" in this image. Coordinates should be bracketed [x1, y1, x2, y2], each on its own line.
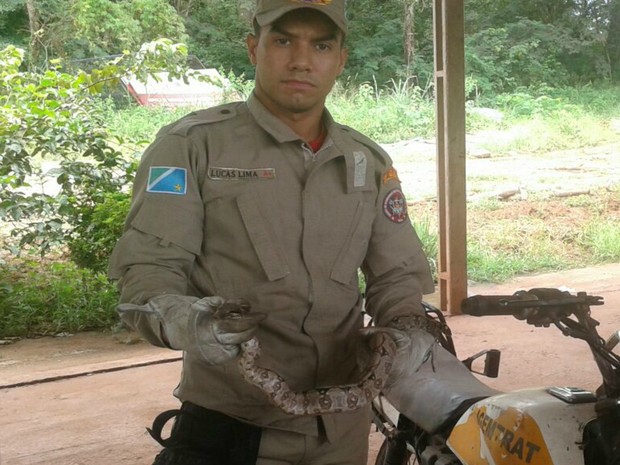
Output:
[583, 399, 620, 465]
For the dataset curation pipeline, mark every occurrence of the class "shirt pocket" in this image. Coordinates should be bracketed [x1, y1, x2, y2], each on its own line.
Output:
[236, 192, 291, 282]
[329, 199, 375, 286]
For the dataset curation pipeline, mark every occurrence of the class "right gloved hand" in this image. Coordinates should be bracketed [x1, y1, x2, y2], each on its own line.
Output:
[117, 295, 266, 365]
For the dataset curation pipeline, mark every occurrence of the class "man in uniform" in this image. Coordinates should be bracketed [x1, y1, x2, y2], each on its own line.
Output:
[109, 1, 435, 464]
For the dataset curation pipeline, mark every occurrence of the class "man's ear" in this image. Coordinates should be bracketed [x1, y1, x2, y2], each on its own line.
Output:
[246, 34, 258, 65]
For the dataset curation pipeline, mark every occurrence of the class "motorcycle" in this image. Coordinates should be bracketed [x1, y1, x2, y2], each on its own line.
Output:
[371, 287, 620, 465]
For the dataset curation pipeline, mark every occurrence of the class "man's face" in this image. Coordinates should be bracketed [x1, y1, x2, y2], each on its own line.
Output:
[247, 9, 348, 120]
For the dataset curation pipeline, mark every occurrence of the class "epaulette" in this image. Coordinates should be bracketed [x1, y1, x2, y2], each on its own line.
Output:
[337, 123, 392, 166]
[158, 102, 241, 137]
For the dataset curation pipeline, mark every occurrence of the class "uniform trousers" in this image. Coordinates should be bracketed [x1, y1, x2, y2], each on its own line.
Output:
[150, 402, 371, 465]
[256, 410, 371, 465]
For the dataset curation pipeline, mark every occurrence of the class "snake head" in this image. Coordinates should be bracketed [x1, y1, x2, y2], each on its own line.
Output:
[214, 298, 252, 319]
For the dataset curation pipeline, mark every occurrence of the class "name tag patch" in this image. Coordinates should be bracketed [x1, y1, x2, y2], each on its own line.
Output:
[383, 189, 409, 223]
[146, 167, 187, 195]
[208, 167, 276, 180]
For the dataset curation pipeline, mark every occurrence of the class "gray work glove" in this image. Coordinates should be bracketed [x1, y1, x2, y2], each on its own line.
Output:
[356, 327, 403, 379]
[117, 295, 266, 365]
[361, 315, 440, 388]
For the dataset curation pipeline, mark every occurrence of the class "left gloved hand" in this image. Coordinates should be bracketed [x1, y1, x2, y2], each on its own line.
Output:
[356, 326, 403, 379]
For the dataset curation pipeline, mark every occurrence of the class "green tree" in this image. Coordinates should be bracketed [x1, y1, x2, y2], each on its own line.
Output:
[72, 0, 142, 55]
[0, 39, 196, 256]
[183, 0, 254, 76]
[71, 0, 188, 57]
[1, 0, 28, 50]
[132, 0, 188, 44]
[5, 0, 188, 67]
[609, 0, 620, 80]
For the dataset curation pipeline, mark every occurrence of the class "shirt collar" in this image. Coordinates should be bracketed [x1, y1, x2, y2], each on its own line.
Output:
[247, 92, 338, 151]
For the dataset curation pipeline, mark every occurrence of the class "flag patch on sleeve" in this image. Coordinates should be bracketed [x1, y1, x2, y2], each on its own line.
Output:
[146, 167, 187, 195]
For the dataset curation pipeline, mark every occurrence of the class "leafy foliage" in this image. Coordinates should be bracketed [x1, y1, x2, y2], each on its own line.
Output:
[72, 0, 142, 56]
[2, 0, 619, 90]
[183, 0, 254, 77]
[71, 0, 188, 57]
[0, 0, 23, 13]
[0, 39, 197, 256]
[465, 19, 608, 94]
[0, 0, 26, 50]
[68, 191, 131, 273]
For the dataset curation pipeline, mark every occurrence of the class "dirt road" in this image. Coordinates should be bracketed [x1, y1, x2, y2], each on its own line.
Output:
[2, 263, 620, 465]
[384, 140, 620, 202]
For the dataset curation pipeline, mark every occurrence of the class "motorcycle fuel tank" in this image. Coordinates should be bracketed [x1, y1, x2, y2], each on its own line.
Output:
[447, 388, 596, 465]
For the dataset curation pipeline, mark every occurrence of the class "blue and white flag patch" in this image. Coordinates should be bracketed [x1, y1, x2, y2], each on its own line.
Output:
[146, 167, 187, 195]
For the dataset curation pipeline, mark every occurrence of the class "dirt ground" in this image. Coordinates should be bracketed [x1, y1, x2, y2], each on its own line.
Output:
[2, 139, 620, 465]
[387, 139, 620, 203]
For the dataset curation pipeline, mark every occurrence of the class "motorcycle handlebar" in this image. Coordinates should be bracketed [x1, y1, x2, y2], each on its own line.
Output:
[462, 288, 604, 317]
[461, 294, 528, 316]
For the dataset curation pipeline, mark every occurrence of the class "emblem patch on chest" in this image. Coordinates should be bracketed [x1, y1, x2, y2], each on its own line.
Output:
[208, 167, 276, 180]
[383, 189, 409, 223]
[146, 167, 187, 195]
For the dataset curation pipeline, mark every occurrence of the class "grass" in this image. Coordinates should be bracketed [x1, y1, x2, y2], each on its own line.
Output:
[582, 219, 620, 261]
[478, 86, 620, 155]
[410, 186, 620, 284]
[0, 258, 119, 337]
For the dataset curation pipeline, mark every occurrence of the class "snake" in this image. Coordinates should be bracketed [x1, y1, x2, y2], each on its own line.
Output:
[237, 314, 446, 416]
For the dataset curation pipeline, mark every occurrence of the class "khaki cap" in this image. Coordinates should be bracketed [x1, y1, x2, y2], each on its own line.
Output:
[254, 0, 347, 34]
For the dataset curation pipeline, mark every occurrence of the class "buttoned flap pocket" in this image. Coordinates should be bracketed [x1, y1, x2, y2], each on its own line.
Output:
[330, 200, 374, 285]
[236, 192, 290, 282]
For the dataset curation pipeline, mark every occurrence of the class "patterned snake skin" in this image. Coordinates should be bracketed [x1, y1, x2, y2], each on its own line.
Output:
[237, 314, 446, 416]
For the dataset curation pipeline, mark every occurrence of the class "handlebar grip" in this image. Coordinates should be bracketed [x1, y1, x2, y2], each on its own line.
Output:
[462, 289, 604, 317]
[461, 294, 527, 316]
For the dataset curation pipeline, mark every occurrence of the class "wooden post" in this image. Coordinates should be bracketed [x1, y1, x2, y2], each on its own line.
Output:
[433, 0, 467, 314]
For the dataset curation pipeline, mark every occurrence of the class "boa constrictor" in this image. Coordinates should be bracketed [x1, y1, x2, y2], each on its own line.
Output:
[237, 314, 446, 416]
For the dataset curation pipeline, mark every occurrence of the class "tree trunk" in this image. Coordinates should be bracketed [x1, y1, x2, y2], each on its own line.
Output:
[609, 0, 620, 81]
[237, 0, 254, 25]
[169, 0, 195, 17]
[25, 0, 41, 66]
[403, 0, 415, 67]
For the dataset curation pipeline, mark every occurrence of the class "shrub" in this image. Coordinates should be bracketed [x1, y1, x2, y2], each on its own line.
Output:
[0, 259, 119, 338]
[68, 191, 131, 273]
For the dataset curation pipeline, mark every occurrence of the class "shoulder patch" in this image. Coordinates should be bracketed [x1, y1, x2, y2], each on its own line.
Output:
[383, 188, 409, 223]
[382, 166, 400, 185]
[146, 167, 187, 195]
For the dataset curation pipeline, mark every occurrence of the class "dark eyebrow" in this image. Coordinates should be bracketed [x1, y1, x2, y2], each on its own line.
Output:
[269, 23, 339, 43]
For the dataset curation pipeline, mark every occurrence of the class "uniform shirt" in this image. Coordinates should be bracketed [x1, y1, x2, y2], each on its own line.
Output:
[109, 93, 434, 438]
